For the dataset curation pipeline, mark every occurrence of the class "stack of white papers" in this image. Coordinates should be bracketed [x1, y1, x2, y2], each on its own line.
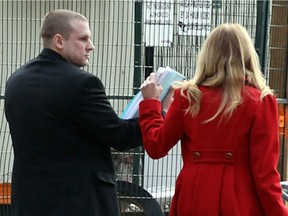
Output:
[121, 66, 185, 119]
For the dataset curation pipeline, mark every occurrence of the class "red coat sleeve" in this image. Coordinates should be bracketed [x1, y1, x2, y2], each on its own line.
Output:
[139, 90, 185, 159]
[250, 94, 288, 215]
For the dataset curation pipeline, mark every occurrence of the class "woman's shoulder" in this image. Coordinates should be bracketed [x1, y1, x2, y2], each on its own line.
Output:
[174, 85, 222, 97]
[242, 85, 277, 108]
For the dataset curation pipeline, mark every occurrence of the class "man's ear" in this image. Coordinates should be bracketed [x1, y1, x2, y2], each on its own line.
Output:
[53, 34, 64, 49]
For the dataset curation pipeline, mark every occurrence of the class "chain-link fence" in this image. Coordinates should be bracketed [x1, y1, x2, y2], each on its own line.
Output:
[0, 0, 287, 215]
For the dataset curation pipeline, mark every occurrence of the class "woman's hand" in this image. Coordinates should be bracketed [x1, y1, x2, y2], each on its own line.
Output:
[162, 87, 174, 113]
[140, 73, 163, 99]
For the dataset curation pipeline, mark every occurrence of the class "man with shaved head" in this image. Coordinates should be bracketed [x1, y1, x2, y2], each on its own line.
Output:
[5, 9, 142, 216]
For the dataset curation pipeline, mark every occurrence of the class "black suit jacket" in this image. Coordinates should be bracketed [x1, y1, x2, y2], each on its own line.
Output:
[4, 48, 143, 216]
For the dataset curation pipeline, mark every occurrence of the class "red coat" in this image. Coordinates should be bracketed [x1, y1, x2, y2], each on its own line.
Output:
[139, 85, 288, 216]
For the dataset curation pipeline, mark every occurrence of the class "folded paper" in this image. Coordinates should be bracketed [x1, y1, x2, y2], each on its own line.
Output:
[121, 66, 185, 119]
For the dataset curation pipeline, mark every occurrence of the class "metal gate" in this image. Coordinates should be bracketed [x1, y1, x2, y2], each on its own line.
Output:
[0, 0, 287, 215]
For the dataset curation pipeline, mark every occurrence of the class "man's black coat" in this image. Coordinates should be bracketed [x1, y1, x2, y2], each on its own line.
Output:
[4, 48, 142, 216]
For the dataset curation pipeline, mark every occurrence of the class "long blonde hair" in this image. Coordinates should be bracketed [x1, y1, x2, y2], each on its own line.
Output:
[175, 23, 273, 122]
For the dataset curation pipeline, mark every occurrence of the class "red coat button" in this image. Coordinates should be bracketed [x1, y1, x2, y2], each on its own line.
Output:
[225, 152, 233, 160]
[193, 152, 201, 159]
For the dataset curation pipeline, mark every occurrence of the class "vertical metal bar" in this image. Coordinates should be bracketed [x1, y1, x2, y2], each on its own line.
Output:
[134, 0, 142, 95]
[132, 0, 143, 185]
[145, 46, 154, 78]
[255, 0, 271, 74]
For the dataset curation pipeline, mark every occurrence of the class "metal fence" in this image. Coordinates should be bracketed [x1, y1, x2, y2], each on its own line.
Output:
[0, 0, 287, 215]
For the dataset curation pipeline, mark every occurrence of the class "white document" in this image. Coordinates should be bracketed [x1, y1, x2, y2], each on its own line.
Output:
[121, 66, 185, 119]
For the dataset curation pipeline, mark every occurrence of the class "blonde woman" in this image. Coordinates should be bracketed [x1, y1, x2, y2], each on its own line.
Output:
[139, 23, 288, 215]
